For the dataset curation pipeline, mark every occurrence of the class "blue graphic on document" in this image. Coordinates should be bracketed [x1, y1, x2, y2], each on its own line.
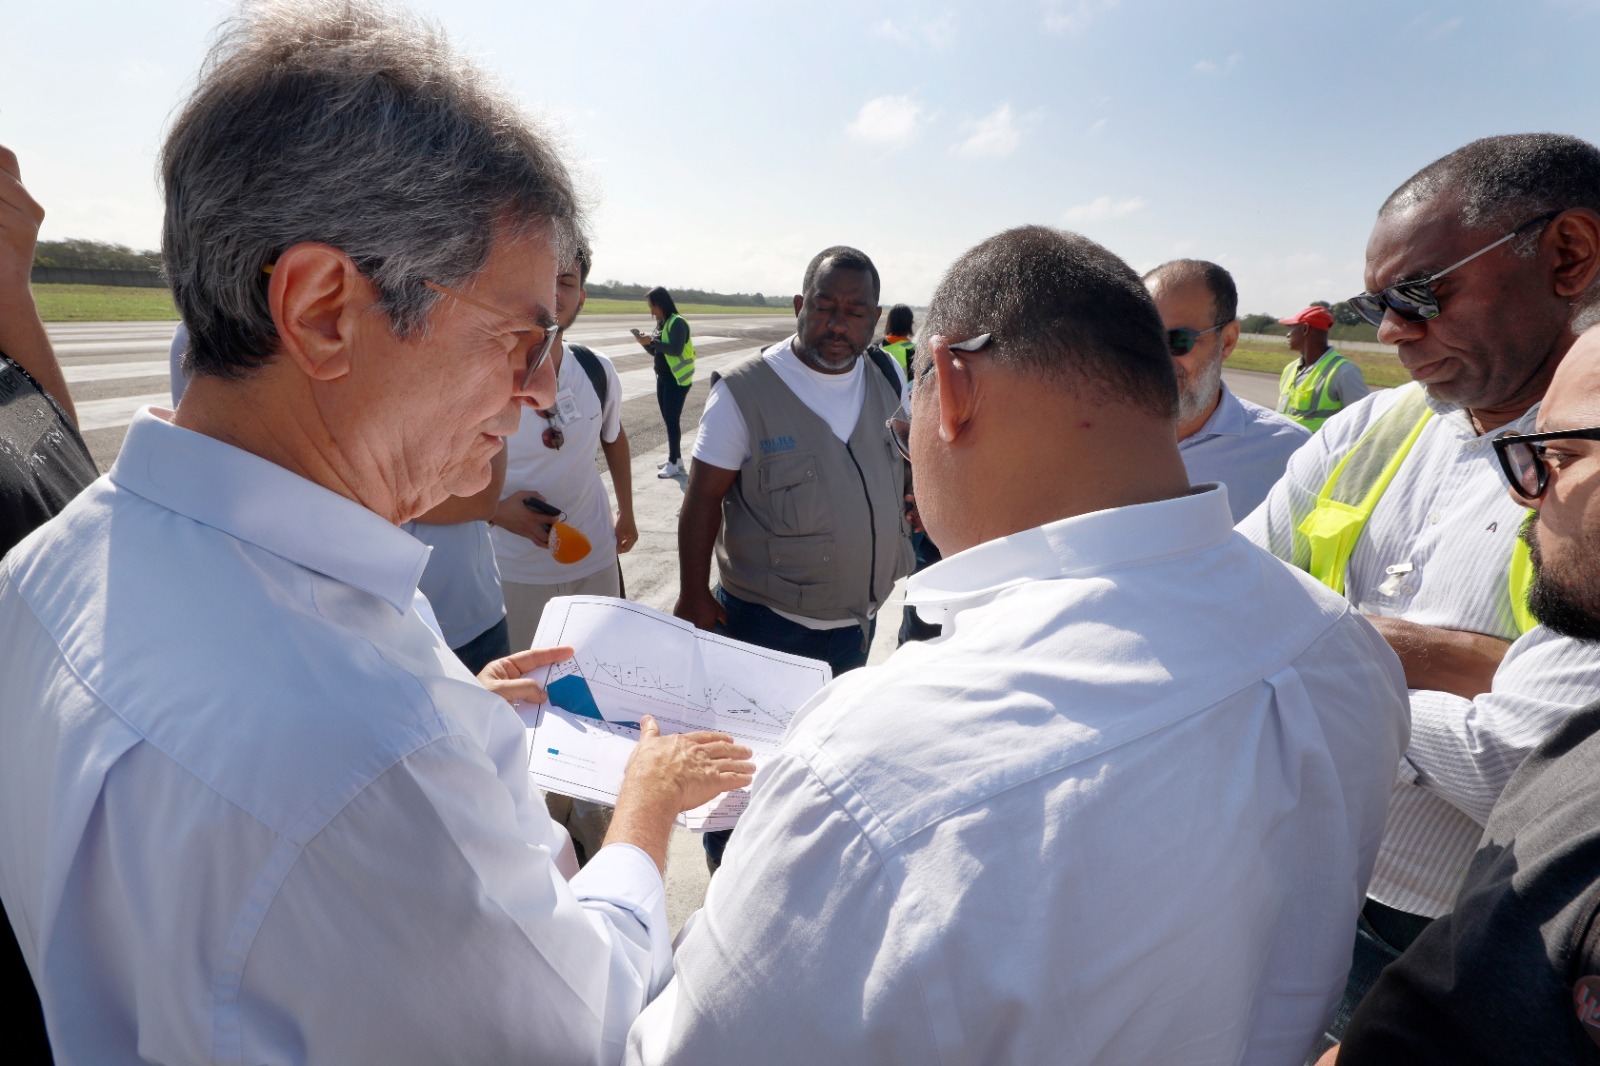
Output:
[546, 673, 641, 730]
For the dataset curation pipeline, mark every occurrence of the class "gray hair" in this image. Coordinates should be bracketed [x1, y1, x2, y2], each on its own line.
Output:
[919, 225, 1177, 420]
[1381, 134, 1600, 255]
[162, 0, 584, 379]
[1142, 259, 1238, 325]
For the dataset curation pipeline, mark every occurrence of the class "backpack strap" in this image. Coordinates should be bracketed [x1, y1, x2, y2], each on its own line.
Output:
[567, 344, 608, 408]
[865, 345, 902, 396]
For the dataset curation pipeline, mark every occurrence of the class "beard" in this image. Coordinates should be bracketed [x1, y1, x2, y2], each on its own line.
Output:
[1524, 518, 1600, 642]
[1176, 352, 1226, 427]
[794, 337, 861, 373]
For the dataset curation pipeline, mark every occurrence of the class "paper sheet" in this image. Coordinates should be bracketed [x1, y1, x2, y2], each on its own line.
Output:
[520, 596, 833, 831]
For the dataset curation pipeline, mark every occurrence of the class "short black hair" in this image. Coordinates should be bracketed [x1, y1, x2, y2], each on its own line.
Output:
[1142, 259, 1238, 325]
[886, 303, 915, 335]
[574, 242, 592, 285]
[646, 285, 678, 318]
[802, 245, 881, 303]
[1383, 133, 1600, 236]
[922, 225, 1176, 420]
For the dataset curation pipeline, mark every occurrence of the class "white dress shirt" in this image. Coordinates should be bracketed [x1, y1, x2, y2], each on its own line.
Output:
[1240, 387, 1600, 916]
[1180, 382, 1310, 521]
[0, 408, 670, 1066]
[627, 486, 1409, 1065]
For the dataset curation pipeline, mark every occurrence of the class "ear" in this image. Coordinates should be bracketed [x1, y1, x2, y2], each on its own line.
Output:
[793, 293, 804, 317]
[1550, 208, 1600, 300]
[928, 334, 979, 445]
[868, 304, 883, 334]
[574, 285, 589, 320]
[267, 242, 371, 382]
[1219, 319, 1241, 362]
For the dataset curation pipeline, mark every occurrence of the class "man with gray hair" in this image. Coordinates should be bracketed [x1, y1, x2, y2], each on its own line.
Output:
[628, 226, 1409, 1064]
[1142, 258, 1310, 520]
[1240, 133, 1600, 1050]
[0, 3, 752, 1063]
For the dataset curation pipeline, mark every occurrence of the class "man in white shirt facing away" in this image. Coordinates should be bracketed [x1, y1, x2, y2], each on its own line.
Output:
[1240, 133, 1600, 1051]
[626, 225, 1410, 1065]
[0, 4, 753, 1064]
[1143, 258, 1310, 521]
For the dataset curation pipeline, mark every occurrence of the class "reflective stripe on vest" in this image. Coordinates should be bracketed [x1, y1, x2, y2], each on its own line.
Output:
[1297, 381, 1537, 634]
[662, 313, 695, 385]
[882, 340, 913, 374]
[1279, 351, 1351, 432]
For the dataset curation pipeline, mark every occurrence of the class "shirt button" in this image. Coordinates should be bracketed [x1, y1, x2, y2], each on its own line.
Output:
[1428, 512, 1441, 524]
[1399, 584, 1415, 596]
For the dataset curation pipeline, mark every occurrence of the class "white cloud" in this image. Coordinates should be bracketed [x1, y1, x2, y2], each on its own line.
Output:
[1087, 117, 1109, 136]
[954, 104, 1021, 159]
[1193, 53, 1242, 75]
[1062, 195, 1147, 223]
[872, 11, 957, 49]
[1043, 0, 1121, 33]
[846, 95, 926, 150]
[1428, 16, 1463, 37]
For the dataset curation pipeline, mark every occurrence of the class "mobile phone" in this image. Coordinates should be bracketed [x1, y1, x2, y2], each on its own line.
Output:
[522, 496, 562, 517]
[630, 328, 645, 338]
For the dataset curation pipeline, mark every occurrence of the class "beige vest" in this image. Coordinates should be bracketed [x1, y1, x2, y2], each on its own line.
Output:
[714, 349, 913, 636]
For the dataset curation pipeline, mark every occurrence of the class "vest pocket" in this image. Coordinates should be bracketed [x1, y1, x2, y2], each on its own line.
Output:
[766, 533, 837, 611]
[757, 450, 824, 535]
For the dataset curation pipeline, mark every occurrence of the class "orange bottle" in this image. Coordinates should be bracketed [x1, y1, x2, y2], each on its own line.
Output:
[548, 520, 592, 564]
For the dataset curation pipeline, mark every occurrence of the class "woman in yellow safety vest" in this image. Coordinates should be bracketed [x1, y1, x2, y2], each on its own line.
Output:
[637, 286, 696, 478]
[881, 303, 917, 376]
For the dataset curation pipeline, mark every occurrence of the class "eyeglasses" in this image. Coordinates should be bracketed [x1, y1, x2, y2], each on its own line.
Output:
[886, 332, 991, 461]
[1493, 425, 1600, 499]
[1167, 323, 1227, 357]
[1348, 210, 1562, 328]
[539, 408, 564, 450]
[422, 280, 561, 390]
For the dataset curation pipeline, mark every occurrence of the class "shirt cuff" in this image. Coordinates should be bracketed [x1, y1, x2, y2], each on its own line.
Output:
[570, 841, 673, 990]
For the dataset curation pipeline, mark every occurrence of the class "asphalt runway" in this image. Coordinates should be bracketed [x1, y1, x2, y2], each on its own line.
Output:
[47, 313, 1292, 930]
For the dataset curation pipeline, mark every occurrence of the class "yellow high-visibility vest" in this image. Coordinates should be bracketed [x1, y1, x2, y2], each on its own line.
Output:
[661, 313, 695, 385]
[1297, 382, 1536, 634]
[882, 339, 914, 374]
[1279, 350, 1353, 432]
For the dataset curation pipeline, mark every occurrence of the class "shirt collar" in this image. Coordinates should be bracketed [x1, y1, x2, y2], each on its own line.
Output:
[905, 485, 1235, 619]
[1421, 388, 1541, 438]
[110, 408, 430, 614]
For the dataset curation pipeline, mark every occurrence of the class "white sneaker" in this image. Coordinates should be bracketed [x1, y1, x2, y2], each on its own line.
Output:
[657, 461, 682, 478]
[656, 459, 670, 469]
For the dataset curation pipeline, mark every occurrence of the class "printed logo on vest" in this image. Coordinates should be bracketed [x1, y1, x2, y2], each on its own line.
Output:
[759, 435, 798, 455]
[1573, 976, 1600, 1047]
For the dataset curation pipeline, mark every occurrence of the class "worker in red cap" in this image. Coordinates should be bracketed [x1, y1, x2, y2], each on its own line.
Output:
[1276, 304, 1368, 431]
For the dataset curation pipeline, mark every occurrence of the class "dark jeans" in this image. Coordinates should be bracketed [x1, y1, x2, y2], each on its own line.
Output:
[1309, 898, 1435, 1062]
[703, 586, 874, 870]
[656, 375, 692, 464]
[452, 616, 511, 676]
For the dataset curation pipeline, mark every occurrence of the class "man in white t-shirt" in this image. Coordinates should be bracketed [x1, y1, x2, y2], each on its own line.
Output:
[490, 245, 636, 862]
[675, 245, 912, 869]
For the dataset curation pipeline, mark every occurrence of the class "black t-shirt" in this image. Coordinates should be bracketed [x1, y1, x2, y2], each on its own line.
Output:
[1341, 698, 1600, 1064]
[0, 351, 97, 559]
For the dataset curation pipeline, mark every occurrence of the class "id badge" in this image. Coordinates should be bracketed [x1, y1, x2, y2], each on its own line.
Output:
[555, 388, 580, 424]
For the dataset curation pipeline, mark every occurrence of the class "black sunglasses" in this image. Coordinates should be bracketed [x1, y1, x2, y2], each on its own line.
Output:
[1167, 323, 1227, 357]
[1348, 210, 1562, 329]
[887, 333, 991, 462]
[1492, 425, 1600, 499]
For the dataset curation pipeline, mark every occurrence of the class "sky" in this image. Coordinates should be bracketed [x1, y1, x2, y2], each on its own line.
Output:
[4, 0, 1600, 314]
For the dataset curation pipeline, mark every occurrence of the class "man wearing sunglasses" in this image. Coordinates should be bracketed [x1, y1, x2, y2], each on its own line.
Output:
[628, 226, 1408, 1064]
[1320, 325, 1600, 1064]
[1276, 304, 1368, 432]
[1143, 259, 1310, 520]
[1239, 133, 1600, 1051]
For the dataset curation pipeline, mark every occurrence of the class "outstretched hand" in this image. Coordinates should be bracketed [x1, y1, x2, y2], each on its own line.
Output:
[477, 645, 575, 704]
[622, 715, 755, 814]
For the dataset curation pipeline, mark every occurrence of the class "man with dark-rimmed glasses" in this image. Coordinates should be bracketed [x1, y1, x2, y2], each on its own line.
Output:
[1239, 132, 1600, 1056]
[1321, 324, 1600, 1064]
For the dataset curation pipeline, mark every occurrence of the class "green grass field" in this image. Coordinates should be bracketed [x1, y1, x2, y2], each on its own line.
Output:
[34, 284, 180, 321]
[29, 283, 792, 323]
[1229, 342, 1412, 389]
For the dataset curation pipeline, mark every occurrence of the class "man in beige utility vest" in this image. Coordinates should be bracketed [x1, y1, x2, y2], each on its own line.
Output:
[1277, 304, 1368, 431]
[675, 244, 912, 870]
[1240, 132, 1600, 1056]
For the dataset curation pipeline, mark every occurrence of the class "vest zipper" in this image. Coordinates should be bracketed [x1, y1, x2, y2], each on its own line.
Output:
[844, 441, 877, 650]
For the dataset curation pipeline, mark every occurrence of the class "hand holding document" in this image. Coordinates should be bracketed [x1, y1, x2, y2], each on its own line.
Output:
[519, 596, 833, 831]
